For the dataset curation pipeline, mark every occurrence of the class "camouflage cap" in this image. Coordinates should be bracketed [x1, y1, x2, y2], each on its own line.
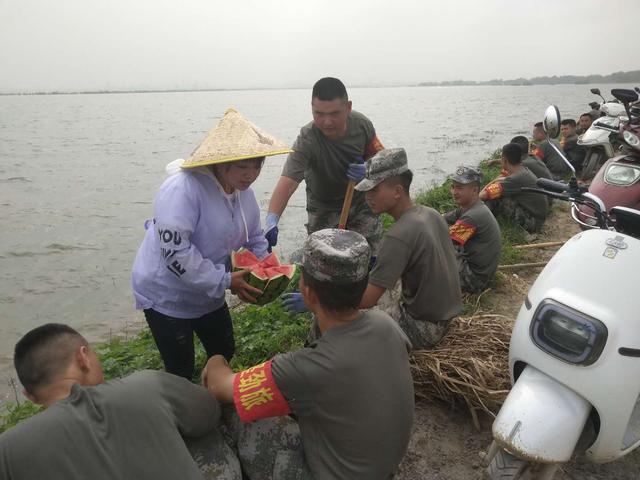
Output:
[355, 148, 409, 192]
[451, 166, 483, 185]
[302, 228, 371, 283]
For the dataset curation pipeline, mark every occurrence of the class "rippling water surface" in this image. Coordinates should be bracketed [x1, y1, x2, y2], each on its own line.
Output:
[0, 84, 632, 394]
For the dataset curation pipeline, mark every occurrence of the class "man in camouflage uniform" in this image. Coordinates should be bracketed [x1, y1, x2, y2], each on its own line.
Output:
[203, 229, 414, 479]
[481, 143, 549, 233]
[264, 77, 385, 253]
[443, 167, 501, 293]
[355, 148, 462, 348]
[532, 121, 570, 180]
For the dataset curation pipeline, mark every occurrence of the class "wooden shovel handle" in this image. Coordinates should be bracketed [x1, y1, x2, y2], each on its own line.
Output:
[338, 180, 356, 229]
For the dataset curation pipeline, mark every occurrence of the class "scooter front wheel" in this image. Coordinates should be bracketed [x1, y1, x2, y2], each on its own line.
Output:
[486, 448, 558, 480]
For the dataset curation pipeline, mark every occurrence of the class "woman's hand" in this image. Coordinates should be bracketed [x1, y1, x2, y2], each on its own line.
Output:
[230, 270, 262, 303]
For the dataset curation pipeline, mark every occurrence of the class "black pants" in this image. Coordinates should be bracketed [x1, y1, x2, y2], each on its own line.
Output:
[144, 304, 235, 380]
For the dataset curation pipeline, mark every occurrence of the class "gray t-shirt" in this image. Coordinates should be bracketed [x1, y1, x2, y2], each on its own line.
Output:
[281, 111, 383, 213]
[0, 370, 218, 480]
[272, 310, 414, 480]
[501, 168, 549, 220]
[370, 205, 462, 322]
[536, 139, 569, 177]
[522, 155, 553, 180]
[444, 200, 502, 285]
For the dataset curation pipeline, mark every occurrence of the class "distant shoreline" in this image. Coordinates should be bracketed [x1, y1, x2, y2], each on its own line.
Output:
[1, 80, 639, 97]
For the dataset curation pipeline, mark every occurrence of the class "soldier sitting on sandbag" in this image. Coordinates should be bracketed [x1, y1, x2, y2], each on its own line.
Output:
[283, 148, 463, 348]
[0, 324, 240, 480]
[443, 166, 502, 294]
[203, 228, 415, 480]
[480, 143, 549, 234]
[354, 148, 463, 347]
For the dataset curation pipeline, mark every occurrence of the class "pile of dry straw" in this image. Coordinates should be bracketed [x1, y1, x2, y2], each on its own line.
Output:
[410, 310, 514, 429]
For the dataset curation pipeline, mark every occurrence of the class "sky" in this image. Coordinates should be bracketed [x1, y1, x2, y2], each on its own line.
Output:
[1, 0, 639, 93]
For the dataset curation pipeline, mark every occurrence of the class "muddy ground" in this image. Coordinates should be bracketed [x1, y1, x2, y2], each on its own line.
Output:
[396, 204, 640, 480]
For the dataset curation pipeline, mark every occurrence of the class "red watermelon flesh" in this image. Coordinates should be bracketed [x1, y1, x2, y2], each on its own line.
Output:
[231, 249, 296, 305]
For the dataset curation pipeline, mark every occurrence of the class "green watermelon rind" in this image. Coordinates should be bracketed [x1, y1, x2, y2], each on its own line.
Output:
[231, 249, 296, 306]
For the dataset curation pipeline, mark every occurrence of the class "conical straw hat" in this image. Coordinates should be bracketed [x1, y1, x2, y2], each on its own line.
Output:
[181, 108, 292, 168]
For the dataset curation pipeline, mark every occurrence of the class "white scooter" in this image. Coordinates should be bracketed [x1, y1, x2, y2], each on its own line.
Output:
[579, 88, 627, 180]
[483, 105, 640, 479]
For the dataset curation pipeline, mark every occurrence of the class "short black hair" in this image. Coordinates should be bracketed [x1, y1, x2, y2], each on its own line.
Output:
[510, 135, 529, 157]
[580, 113, 592, 119]
[302, 269, 368, 313]
[561, 119, 576, 128]
[14, 323, 86, 395]
[382, 169, 413, 194]
[534, 122, 544, 129]
[312, 77, 348, 102]
[502, 143, 523, 165]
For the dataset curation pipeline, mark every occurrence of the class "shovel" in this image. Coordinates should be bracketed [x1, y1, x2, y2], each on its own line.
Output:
[338, 156, 364, 229]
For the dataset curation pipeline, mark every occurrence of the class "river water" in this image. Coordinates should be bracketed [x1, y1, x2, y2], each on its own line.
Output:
[0, 84, 633, 395]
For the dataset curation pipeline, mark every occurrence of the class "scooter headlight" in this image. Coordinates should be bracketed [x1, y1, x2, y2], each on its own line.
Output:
[530, 300, 607, 366]
[604, 163, 640, 186]
[623, 130, 640, 151]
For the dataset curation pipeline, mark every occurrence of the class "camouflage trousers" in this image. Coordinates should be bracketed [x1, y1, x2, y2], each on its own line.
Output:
[306, 207, 382, 255]
[485, 198, 543, 233]
[222, 406, 314, 480]
[185, 407, 313, 480]
[455, 252, 489, 294]
[185, 427, 242, 480]
[386, 302, 452, 349]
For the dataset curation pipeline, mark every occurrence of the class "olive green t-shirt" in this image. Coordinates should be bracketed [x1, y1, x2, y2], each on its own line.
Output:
[272, 310, 414, 480]
[523, 155, 553, 180]
[0, 371, 219, 480]
[370, 205, 462, 322]
[501, 168, 549, 220]
[537, 139, 569, 177]
[281, 111, 381, 213]
[444, 200, 502, 285]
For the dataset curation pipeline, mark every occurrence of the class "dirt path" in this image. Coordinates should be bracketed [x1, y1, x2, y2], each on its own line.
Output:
[396, 204, 640, 479]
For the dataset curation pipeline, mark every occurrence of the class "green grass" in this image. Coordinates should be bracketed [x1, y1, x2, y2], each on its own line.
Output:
[0, 150, 526, 432]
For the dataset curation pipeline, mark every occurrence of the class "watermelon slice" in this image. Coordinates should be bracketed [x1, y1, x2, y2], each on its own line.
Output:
[231, 249, 296, 305]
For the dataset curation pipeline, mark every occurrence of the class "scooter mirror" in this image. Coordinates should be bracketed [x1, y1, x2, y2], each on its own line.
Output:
[590, 88, 601, 95]
[611, 88, 639, 105]
[543, 105, 561, 139]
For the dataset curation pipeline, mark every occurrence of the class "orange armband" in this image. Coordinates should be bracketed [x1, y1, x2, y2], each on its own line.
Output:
[483, 182, 503, 200]
[364, 135, 385, 159]
[233, 360, 290, 423]
[449, 220, 477, 245]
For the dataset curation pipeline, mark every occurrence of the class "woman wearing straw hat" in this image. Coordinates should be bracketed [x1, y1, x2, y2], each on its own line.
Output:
[131, 109, 292, 379]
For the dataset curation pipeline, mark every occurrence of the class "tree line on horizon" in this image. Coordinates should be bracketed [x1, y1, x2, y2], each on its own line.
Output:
[418, 69, 640, 87]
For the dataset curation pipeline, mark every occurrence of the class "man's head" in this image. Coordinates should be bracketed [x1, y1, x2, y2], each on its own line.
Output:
[579, 113, 593, 132]
[300, 229, 370, 315]
[501, 143, 524, 168]
[14, 323, 104, 404]
[450, 166, 482, 208]
[510, 135, 530, 159]
[532, 122, 546, 142]
[560, 119, 577, 138]
[355, 148, 412, 214]
[311, 77, 352, 140]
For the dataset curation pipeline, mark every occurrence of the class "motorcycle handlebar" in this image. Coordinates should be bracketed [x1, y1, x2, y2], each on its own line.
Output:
[520, 187, 570, 201]
[536, 178, 568, 193]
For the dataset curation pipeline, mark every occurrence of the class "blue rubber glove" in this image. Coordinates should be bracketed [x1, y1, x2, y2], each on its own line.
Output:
[264, 212, 279, 253]
[346, 163, 366, 182]
[281, 292, 309, 314]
